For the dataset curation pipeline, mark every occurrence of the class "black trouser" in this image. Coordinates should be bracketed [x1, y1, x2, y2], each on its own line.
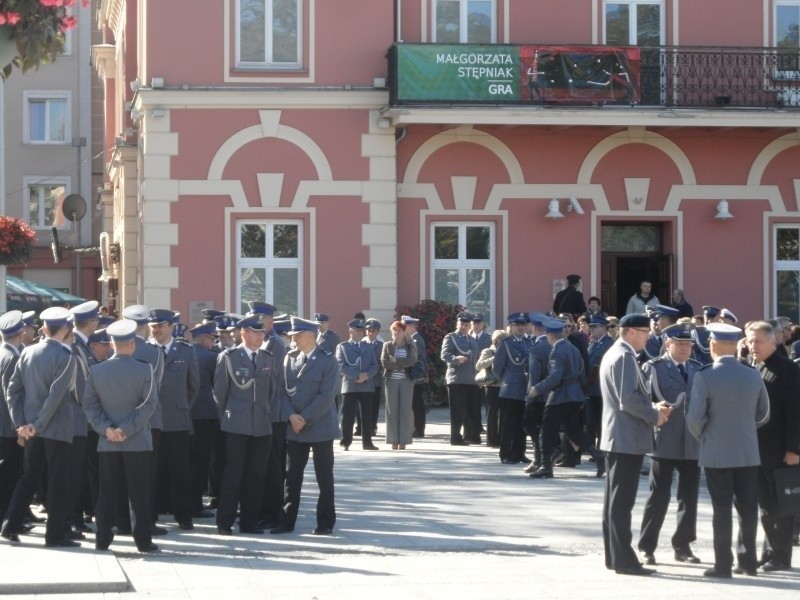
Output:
[603, 451, 645, 570]
[217, 433, 270, 530]
[158, 430, 193, 523]
[209, 428, 226, 503]
[638, 457, 700, 554]
[0, 436, 23, 521]
[260, 421, 287, 526]
[484, 386, 501, 447]
[757, 465, 795, 566]
[371, 384, 382, 431]
[586, 395, 603, 448]
[96, 451, 151, 551]
[190, 419, 220, 512]
[65, 435, 87, 529]
[522, 401, 543, 442]
[465, 385, 482, 443]
[447, 384, 472, 443]
[82, 429, 99, 518]
[499, 398, 526, 460]
[1, 437, 71, 544]
[704, 466, 759, 573]
[117, 430, 159, 530]
[412, 383, 426, 436]
[340, 392, 374, 448]
[540, 402, 595, 465]
[282, 440, 335, 530]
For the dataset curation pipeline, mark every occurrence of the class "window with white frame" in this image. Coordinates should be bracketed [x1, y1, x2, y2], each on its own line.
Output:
[433, 0, 495, 44]
[604, 0, 663, 45]
[23, 177, 69, 229]
[775, 1, 800, 76]
[237, 221, 302, 315]
[237, 0, 301, 68]
[24, 92, 70, 144]
[431, 223, 494, 321]
[775, 225, 800, 322]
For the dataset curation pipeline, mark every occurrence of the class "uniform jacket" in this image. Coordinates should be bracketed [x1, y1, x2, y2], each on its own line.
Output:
[642, 356, 700, 460]
[552, 285, 587, 316]
[7, 338, 77, 443]
[381, 338, 418, 378]
[441, 331, 478, 385]
[526, 335, 551, 403]
[411, 331, 428, 384]
[336, 339, 378, 393]
[0, 341, 21, 438]
[638, 333, 663, 364]
[70, 341, 90, 437]
[365, 337, 384, 388]
[135, 336, 164, 429]
[473, 331, 492, 353]
[82, 354, 157, 452]
[691, 327, 713, 365]
[492, 335, 532, 401]
[213, 345, 276, 437]
[316, 329, 340, 355]
[152, 339, 199, 432]
[532, 338, 585, 406]
[281, 347, 341, 443]
[586, 334, 614, 397]
[687, 355, 770, 469]
[753, 351, 800, 468]
[191, 343, 219, 420]
[599, 339, 660, 455]
[263, 332, 289, 421]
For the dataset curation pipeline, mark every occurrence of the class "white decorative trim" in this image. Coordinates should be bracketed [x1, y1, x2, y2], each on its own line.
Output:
[135, 89, 387, 111]
[748, 130, 800, 186]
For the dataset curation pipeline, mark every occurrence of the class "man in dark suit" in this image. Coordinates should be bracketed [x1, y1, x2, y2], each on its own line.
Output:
[745, 320, 800, 572]
[638, 323, 703, 566]
[687, 323, 771, 578]
[148, 308, 199, 531]
[213, 315, 276, 535]
[493, 313, 532, 464]
[82, 319, 158, 553]
[599, 313, 671, 575]
[271, 317, 341, 535]
[1, 307, 78, 547]
[0, 311, 25, 523]
[552, 274, 587, 321]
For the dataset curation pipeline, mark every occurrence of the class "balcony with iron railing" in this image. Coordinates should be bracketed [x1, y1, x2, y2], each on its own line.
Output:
[387, 44, 800, 110]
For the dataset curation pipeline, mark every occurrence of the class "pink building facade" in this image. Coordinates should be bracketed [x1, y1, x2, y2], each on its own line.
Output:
[93, 1, 800, 329]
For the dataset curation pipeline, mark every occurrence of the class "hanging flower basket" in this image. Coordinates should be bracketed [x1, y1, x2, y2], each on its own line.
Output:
[0, 215, 36, 265]
[0, 0, 86, 79]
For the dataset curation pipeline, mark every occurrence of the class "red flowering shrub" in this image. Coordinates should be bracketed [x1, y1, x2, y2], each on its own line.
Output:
[0, 215, 36, 264]
[395, 299, 464, 406]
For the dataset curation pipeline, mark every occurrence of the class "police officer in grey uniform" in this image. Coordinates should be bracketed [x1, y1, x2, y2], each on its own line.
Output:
[523, 313, 550, 472]
[271, 317, 341, 535]
[337, 319, 379, 451]
[82, 319, 158, 553]
[0, 311, 24, 522]
[1, 307, 78, 547]
[213, 315, 277, 535]
[442, 312, 480, 446]
[638, 323, 702, 566]
[687, 322, 771, 578]
[148, 308, 200, 531]
[402, 316, 428, 438]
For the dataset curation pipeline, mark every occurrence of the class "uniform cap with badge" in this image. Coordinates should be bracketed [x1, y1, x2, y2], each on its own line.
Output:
[507, 312, 528, 325]
[314, 313, 330, 324]
[542, 316, 567, 333]
[214, 315, 234, 331]
[588, 315, 609, 327]
[719, 308, 738, 323]
[705, 322, 742, 341]
[288, 317, 319, 335]
[69, 300, 100, 322]
[201, 309, 227, 322]
[106, 319, 138, 342]
[88, 328, 111, 344]
[400, 315, 419, 326]
[456, 311, 473, 323]
[0, 310, 24, 336]
[189, 322, 217, 338]
[148, 308, 176, 324]
[237, 315, 265, 331]
[122, 304, 152, 325]
[347, 319, 366, 329]
[39, 306, 72, 328]
[471, 312, 485, 323]
[702, 305, 721, 319]
[529, 312, 547, 328]
[21, 310, 36, 327]
[661, 322, 695, 340]
[654, 304, 680, 318]
[273, 319, 292, 335]
[365, 318, 381, 330]
[248, 301, 276, 316]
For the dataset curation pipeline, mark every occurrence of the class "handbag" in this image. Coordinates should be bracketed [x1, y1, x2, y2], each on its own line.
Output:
[773, 466, 800, 517]
[475, 367, 498, 387]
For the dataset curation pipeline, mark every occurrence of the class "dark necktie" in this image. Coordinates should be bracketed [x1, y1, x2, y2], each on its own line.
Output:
[251, 352, 257, 369]
[677, 363, 688, 383]
[160, 345, 167, 357]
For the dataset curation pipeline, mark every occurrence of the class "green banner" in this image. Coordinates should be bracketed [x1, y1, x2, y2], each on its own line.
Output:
[396, 45, 520, 102]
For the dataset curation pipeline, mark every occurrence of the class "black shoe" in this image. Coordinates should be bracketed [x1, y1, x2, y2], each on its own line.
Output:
[45, 539, 80, 548]
[465, 438, 481, 445]
[72, 522, 92, 533]
[0, 530, 20, 543]
[615, 565, 655, 576]
[208, 498, 219, 509]
[270, 524, 294, 534]
[362, 444, 379, 451]
[193, 510, 214, 519]
[529, 466, 554, 479]
[501, 458, 518, 465]
[66, 530, 86, 540]
[257, 520, 278, 530]
[95, 544, 111, 551]
[178, 520, 194, 530]
[761, 560, 790, 572]
[312, 526, 333, 535]
[640, 552, 656, 566]
[703, 568, 732, 578]
[353, 429, 362, 436]
[595, 455, 606, 478]
[550, 449, 565, 465]
[239, 526, 265, 534]
[150, 525, 168, 536]
[217, 527, 233, 536]
[517, 456, 532, 464]
[138, 543, 159, 553]
[522, 462, 538, 474]
[20, 523, 35, 533]
[450, 439, 468, 446]
[114, 527, 132, 536]
[674, 548, 700, 564]
[24, 509, 46, 524]
[733, 566, 758, 576]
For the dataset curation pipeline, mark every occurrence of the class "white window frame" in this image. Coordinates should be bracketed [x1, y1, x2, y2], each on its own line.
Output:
[774, 224, 800, 322]
[236, 219, 303, 315]
[23, 176, 71, 230]
[432, 0, 497, 44]
[235, 0, 303, 70]
[602, 0, 665, 45]
[774, 0, 800, 79]
[23, 91, 71, 145]
[430, 222, 495, 324]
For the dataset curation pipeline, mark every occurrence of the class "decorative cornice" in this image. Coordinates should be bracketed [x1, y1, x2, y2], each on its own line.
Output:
[90, 44, 116, 81]
[133, 89, 388, 111]
[100, 0, 125, 42]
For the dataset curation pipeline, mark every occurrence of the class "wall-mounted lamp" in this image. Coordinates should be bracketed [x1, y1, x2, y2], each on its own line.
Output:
[715, 199, 733, 220]
[545, 198, 565, 220]
[567, 196, 585, 215]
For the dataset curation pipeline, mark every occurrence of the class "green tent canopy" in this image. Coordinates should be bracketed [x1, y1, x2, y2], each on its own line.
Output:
[6, 275, 86, 313]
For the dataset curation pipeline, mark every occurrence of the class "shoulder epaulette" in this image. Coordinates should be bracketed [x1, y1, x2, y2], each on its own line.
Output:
[687, 358, 702, 367]
[175, 339, 192, 348]
[698, 362, 714, 372]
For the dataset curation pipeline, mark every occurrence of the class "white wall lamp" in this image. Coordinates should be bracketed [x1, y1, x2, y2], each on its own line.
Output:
[715, 199, 733, 220]
[545, 198, 564, 220]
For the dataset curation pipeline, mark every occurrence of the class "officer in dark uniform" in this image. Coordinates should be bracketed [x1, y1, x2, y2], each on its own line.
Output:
[315, 313, 340, 354]
[638, 323, 703, 566]
[0, 311, 24, 523]
[691, 306, 720, 365]
[148, 308, 199, 531]
[271, 317, 341, 535]
[83, 319, 158, 553]
[441, 312, 480, 446]
[1, 307, 78, 547]
[402, 316, 428, 438]
[213, 315, 276, 535]
[523, 313, 550, 472]
[213, 315, 236, 353]
[552, 274, 587, 321]
[585, 315, 615, 448]
[364, 319, 385, 437]
[201, 309, 226, 324]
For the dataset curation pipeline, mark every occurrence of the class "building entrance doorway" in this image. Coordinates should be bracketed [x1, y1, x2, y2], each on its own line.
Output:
[600, 223, 672, 316]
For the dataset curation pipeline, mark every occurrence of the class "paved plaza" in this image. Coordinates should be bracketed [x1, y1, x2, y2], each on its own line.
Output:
[1, 407, 798, 599]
